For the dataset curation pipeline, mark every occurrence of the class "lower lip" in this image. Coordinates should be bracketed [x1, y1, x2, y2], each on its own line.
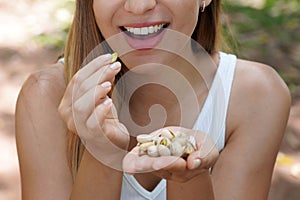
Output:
[122, 29, 166, 50]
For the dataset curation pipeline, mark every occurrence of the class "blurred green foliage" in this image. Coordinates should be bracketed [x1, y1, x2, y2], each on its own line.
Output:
[223, 0, 300, 95]
[223, 0, 300, 55]
[32, 0, 74, 50]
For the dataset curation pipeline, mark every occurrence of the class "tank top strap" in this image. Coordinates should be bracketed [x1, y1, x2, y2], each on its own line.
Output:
[192, 52, 237, 151]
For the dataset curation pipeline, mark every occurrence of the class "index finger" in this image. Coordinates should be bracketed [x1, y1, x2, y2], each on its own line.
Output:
[74, 54, 113, 83]
[63, 54, 114, 99]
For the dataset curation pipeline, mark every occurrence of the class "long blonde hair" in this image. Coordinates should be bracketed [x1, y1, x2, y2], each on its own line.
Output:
[64, 0, 223, 179]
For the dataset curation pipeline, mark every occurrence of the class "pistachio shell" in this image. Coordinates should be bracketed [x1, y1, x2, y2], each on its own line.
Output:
[169, 141, 184, 156]
[157, 145, 171, 156]
[158, 137, 171, 146]
[172, 137, 188, 146]
[160, 129, 175, 140]
[137, 134, 154, 143]
[184, 142, 197, 154]
[170, 130, 182, 138]
[139, 142, 154, 151]
[187, 136, 196, 148]
[147, 145, 159, 157]
[111, 52, 118, 63]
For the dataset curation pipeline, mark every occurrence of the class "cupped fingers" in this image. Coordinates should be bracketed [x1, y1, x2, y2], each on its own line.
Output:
[122, 147, 148, 174]
[123, 151, 186, 174]
[186, 140, 219, 170]
[152, 156, 186, 171]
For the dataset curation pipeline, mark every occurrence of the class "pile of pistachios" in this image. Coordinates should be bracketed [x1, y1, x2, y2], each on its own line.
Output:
[137, 129, 197, 158]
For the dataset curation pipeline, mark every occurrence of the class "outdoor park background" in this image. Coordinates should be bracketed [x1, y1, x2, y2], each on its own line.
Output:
[0, 0, 299, 199]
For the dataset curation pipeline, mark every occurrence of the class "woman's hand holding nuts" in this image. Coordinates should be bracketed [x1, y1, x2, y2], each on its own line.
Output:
[123, 126, 219, 182]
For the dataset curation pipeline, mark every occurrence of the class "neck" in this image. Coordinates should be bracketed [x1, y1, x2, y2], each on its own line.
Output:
[116, 50, 219, 135]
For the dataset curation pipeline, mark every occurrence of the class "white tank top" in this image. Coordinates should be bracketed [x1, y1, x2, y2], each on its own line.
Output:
[120, 52, 237, 200]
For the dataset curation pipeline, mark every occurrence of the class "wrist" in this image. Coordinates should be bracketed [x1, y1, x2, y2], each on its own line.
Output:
[167, 170, 214, 200]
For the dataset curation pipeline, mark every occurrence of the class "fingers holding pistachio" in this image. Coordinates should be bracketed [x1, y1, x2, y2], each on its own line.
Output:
[59, 52, 130, 157]
[58, 53, 120, 133]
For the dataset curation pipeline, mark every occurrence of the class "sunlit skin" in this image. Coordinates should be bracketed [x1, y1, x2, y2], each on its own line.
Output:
[15, 0, 291, 199]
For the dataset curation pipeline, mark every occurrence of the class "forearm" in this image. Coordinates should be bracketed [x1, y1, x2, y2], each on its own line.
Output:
[167, 170, 214, 200]
[70, 149, 123, 200]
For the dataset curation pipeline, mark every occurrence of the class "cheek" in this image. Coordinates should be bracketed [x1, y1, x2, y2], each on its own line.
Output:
[93, 3, 105, 30]
[93, 1, 114, 38]
[178, 2, 200, 36]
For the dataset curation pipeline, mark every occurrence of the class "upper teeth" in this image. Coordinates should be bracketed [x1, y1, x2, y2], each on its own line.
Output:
[124, 24, 165, 36]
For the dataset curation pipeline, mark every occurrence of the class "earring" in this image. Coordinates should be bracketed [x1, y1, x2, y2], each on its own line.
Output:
[201, 0, 206, 12]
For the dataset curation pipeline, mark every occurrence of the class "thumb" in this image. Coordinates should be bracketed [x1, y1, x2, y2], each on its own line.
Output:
[187, 138, 219, 170]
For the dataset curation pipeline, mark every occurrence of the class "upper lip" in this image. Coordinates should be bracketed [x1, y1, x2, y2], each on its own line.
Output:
[119, 22, 169, 36]
[120, 21, 169, 28]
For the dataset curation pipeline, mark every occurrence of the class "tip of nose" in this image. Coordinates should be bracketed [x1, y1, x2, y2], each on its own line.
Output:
[124, 0, 156, 14]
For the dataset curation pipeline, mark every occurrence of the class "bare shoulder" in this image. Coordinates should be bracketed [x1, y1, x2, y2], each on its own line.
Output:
[16, 63, 72, 199]
[227, 59, 291, 136]
[234, 59, 290, 99]
[19, 63, 66, 104]
[16, 63, 67, 132]
[236, 59, 291, 113]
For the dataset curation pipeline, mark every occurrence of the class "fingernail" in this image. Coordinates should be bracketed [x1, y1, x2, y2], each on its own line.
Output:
[101, 81, 111, 88]
[103, 98, 112, 106]
[192, 159, 201, 169]
[102, 54, 113, 61]
[110, 62, 121, 70]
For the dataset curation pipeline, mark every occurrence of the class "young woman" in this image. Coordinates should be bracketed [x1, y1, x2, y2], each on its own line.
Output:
[15, 0, 291, 199]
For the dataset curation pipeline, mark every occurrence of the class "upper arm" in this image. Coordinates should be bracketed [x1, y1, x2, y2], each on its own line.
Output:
[211, 61, 291, 199]
[15, 66, 73, 199]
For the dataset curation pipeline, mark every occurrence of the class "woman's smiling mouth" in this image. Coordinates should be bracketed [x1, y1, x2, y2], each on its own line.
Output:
[121, 23, 168, 38]
[120, 23, 169, 50]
